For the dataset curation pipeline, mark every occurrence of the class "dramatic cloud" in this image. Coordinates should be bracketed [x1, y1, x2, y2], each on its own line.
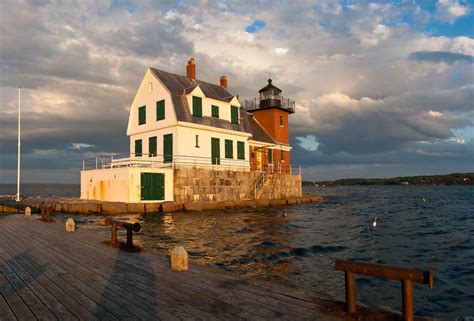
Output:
[0, 0, 473, 183]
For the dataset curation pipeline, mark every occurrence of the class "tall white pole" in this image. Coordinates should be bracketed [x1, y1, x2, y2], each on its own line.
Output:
[16, 87, 21, 202]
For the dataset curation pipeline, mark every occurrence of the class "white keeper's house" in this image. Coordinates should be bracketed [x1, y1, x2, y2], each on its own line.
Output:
[81, 58, 302, 203]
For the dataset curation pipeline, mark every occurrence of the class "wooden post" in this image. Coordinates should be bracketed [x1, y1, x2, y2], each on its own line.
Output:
[171, 246, 188, 272]
[111, 223, 118, 246]
[402, 279, 414, 321]
[126, 227, 133, 249]
[345, 271, 357, 314]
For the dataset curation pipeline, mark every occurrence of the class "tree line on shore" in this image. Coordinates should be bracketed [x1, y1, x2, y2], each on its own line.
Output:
[303, 172, 474, 186]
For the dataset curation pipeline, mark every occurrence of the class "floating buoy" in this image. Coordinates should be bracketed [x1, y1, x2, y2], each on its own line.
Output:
[422, 197, 427, 202]
[372, 216, 378, 227]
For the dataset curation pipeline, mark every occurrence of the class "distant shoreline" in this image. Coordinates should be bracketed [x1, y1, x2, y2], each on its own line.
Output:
[304, 172, 474, 186]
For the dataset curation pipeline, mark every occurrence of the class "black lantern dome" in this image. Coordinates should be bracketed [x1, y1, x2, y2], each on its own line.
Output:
[245, 79, 295, 113]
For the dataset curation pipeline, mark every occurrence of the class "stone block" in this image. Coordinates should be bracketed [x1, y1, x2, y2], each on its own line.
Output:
[286, 198, 298, 205]
[296, 197, 311, 204]
[234, 199, 255, 208]
[145, 203, 162, 213]
[65, 218, 75, 232]
[310, 195, 322, 203]
[162, 202, 183, 213]
[63, 203, 83, 213]
[83, 203, 101, 213]
[170, 246, 188, 272]
[201, 201, 226, 211]
[127, 203, 145, 213]
[270, 199, 287, 206]
[102, 202, 127, 213]
[184, 201, 203, 211]
[55, 202, 63, 212]
[255, 199, 270, 207]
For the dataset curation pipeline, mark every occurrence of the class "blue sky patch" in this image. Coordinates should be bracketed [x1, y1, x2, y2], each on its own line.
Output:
[245, 20, 266, 33]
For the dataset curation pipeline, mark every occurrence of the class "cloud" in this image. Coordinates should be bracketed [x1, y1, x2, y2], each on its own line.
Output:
[70, 143, 95, 150]
[274, 48, 289, 56]
[435, 0, 470, 23]
[429, 110, 443, 117]
[409, 51, 473, 64]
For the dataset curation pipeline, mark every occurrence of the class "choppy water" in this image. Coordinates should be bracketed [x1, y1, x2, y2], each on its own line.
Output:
[3, 184, 473, 319]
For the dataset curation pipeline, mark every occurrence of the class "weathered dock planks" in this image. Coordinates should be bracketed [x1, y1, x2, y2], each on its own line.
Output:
[0, 214, 435, 321]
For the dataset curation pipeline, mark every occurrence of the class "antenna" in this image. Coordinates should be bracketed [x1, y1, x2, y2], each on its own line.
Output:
[16, 87, 21, 202]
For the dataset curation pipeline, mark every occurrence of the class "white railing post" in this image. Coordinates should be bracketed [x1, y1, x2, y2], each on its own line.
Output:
[111, 155, 113, 168]
[299, 165, 301, 175]
[95, 157, 98, 170]
[82, 159, 85, 171]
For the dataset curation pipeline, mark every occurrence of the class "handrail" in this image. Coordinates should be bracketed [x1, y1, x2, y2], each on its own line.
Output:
[334, 260, 433, 321]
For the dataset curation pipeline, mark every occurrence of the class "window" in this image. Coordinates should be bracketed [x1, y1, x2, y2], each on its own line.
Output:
[195, 135, 199, 148]
[211, 105, 219, 118]
[231, 106, 239, 124]
[149, 136, 157, 157]
[225, 140, 233, 159]
[192, 96, 202, 117]
[163, 134, 173, 163]
[135, 139, 142, 157]
[237, 141, 245, 160]
[280, 115, 283, 126]
[281, 150, 284, 161]
[211, 138, 220, 165]
[138, 106, 146, 125]
[156, 100, 165, 121]
[268, 149, 273, 164]
[149, 82, 153, 93]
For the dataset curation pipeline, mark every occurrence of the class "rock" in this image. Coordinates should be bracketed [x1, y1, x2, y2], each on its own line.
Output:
[201, 201, 226, 211]
[102, 202, 127, 213]
[183, 202, 203, 212]
[65, 218, 75, 232]
[286, 198, 298, 205]
[234, 199, 256, 208]
[296, 197, 311, 204]
[127, 203, 145, 213]
[24, 207, 31, 216]
[145, 203, 162, 213]
[310, 195, 322, 203]
[270, 199, 287, 206]
[55, 202, 63, 212]
[170, 246, 188, 272]
[64, 203, 83, 213]
[162, 202, 183, 213]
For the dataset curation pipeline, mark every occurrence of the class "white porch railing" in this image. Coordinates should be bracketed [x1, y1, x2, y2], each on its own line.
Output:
[82, 153, 302, 176]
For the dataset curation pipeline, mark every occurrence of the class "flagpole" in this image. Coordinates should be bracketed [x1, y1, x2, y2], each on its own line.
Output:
[16, 87, 21, 202]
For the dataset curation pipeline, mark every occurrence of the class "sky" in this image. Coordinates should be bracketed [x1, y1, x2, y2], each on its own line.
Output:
[0, 0, 473, 184]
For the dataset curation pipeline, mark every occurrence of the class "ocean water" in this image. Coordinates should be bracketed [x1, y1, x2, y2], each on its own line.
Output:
[1, 184, 473, 319]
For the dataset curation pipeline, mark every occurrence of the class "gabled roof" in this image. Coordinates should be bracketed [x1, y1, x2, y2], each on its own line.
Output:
[150, 68, 276, 144]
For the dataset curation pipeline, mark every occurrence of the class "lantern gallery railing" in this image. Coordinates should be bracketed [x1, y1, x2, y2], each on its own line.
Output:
[82, 153, 302, 176]
[244, 97, 295, 113]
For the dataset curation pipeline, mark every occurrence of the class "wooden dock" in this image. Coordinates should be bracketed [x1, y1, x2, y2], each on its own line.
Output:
[0, 214, 432, 321]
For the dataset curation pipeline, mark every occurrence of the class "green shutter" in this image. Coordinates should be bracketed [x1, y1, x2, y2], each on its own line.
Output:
[138, 106, 146, 125]
[237, 141, 245, 160]
[268, 149, 273, 164]
[135, 139, 142, 157]
[141, 173, 165, 201]
[163, 134, 173, 163]
[156, 100, 165, 121]
[149, 136, 157, 157]
[231, 106, 239, 124]
[225, 140, 233, 159]
[192, 96, 202, 117]
[211, 138, 220, 165]
[211, 105, 219, 118]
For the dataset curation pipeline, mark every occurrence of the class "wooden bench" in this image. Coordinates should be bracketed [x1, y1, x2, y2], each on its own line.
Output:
[104, 218, 141, 252]
[335, 259, 433, 321]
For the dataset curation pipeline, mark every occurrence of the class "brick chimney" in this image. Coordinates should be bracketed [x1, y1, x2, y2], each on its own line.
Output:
[186, 58, 196, 80]
[220, 76, 228, 90]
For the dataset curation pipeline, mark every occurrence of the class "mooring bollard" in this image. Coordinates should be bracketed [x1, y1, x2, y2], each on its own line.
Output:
[39, 203, 54, 222]
[65, 218, 75, 232]
[171, 246, 188, 272]
[104, 218, 141, 252]
[24, 207, 31, 216]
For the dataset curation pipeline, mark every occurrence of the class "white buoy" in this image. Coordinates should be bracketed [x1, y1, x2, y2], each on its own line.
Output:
[372, 216, 378, 227]
[422, 197, 427, 202]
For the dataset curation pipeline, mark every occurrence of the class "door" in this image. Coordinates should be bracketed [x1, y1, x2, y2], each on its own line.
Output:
[211, 137, 220, 164]
[141, 173, 165, 201]
[163, 134, 173, 163]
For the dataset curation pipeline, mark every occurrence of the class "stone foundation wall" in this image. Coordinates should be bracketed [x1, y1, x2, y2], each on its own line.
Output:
[172, 167, 302, 203]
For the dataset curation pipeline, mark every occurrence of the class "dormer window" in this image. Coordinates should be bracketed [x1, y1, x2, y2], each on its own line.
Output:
[211, 105, 219, 118]
[138, 106, 146, 125]
[231, 106, 239, 124]
[149, 82, 153, 93]
[192, 96, 202, 117]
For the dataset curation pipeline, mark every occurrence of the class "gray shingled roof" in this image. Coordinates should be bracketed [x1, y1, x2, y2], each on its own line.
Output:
[150, 68, 276, 144]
